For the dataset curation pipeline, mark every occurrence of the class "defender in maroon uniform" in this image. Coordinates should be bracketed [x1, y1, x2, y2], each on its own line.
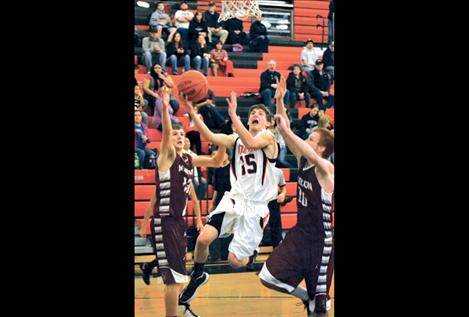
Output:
[139, 87, 226, 317]
[258, 78, 334, 316]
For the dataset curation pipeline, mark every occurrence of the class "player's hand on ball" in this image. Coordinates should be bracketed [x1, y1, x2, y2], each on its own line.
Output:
[226, 91, 238, 117]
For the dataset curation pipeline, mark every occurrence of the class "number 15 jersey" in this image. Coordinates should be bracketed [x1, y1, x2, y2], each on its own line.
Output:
[229, 135, 279, 203]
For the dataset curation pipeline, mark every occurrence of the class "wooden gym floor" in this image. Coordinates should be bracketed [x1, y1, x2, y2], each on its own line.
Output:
[135, 271, 334, 317]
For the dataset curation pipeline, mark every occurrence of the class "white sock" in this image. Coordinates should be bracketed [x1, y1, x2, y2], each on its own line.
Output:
[291, 286, 309, 301]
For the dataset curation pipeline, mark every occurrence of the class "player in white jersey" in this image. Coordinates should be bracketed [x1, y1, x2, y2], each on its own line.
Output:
[179, 91, 279, 304]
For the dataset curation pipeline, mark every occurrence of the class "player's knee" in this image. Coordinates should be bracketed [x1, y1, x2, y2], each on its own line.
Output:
[196, 233, 212, 248]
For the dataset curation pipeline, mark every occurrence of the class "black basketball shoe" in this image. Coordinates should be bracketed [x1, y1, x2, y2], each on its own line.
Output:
[179, 272, 209, 303]
[139, 263, 152, 285]
[179, 302, 201, 317]
[246, 250, 259, 271]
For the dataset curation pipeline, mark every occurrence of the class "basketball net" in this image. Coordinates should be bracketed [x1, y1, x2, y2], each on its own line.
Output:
[218, 0, 262, 22]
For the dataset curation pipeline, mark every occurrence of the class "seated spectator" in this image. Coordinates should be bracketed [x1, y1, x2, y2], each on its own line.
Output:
[191, 34, 210, 76]
[152, 91, 179, 131]
[301, 39, 318, 76]
[323, 41, 334, 81]
[166, 32, 191, 75]
[174, 1, 194, 44]
[135, 110, 156, 169]
[224, 17, 248, 45]
[143, 63, 178, 115]
[286, 64, 312, 108]
[149, 1, 177, 40]
[141, 26, 167, 74]
[297, 104, 320, 140]
[204, 1, 229, 44]
[311, 59, 334, 111]
[189, 11, 209, 48]
[134, 84, 149, 126]
[184, 137, 208, 199]
[210, 41, 234, 77]
[194, 89, 226, 131]
[259, 60, 290, 113]
[249, 14, 269, 53]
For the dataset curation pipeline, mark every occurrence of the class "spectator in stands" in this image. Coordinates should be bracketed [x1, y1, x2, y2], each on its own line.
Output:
[189, 11, 209, 48]
[174, 1, 194, 43]
[328, 0, 334, 44]
[184, 137, 208, 199]
[210, 41, 234, 77]
[301, 39, 318, 76]
[318, 113, 334, 131]
[286, 64, 312, 108]
[191, 34, 210, 76]
[249, 14, 269, 53]
[259, 60, 290, 113]
[135, 109, 155, 169]
[143, 63, 178, 115]
[134, 84, 149, 126]
[166, 31, 191, 75]
[297, 104, 320, 140]
[141, 26, 167, 73]
[149, 1, 177, 40]
[312, 59, 334, 111]
[194, 89, 226, 131]
[323, 41, 334, 81]
[204, 1, 229, 44]
[224, 16, 248, 45]
[269, 117, 292, 168]
[207, 147, 233, 261]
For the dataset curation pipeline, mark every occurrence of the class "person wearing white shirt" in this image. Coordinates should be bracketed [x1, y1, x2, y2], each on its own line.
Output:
[174, 1, 194, 43]
[301, 39, 318, 76]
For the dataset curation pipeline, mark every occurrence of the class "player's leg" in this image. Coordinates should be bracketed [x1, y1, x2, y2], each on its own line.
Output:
[165, 283, 183, 317]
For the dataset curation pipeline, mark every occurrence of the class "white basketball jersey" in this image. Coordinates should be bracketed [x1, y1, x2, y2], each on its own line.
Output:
[229, 136, 279, 203]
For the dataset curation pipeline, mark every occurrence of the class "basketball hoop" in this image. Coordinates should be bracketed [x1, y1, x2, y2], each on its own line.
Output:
[218, 0, 262, 22]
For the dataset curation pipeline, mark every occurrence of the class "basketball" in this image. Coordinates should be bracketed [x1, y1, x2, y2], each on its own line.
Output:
[176, 70, 209, 103]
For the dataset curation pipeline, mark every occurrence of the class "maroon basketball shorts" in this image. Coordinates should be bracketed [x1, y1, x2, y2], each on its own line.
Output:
[259, 226, 333, 299]
[150, 214, 188, 285]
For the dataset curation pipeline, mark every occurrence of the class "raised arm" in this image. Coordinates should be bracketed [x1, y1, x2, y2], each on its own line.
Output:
[180, 92, 236, 148]
[226, 91, 274, 149]
[275, 114, 333, 189]
[157, 86, 176, 166]
[191, 145, 227, 168]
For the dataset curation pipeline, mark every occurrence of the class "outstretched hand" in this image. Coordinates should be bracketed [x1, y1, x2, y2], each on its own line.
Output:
[274, 114, 288, 131]
[179, 92, 195, 113]
[274, 76, 287, 100]
[226, 91, 238, 117]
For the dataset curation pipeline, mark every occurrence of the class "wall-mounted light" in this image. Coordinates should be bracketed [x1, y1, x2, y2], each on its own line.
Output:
[136, 1, 150, 8]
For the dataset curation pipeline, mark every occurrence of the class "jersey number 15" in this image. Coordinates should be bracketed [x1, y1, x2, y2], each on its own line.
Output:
[240, 153, 257, 176]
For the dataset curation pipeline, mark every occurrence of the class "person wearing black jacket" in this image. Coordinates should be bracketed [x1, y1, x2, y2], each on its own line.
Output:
[205, 1, 229, 44]
[191, 34, 210, 76]
[259, 60, 291, 113]
[249, 14, 269, 52]
[166, 32, 191, 75]
[286, 64, 312, 108]
[323, 41, 334, 81]
[224, 17, 248, 45]
[297, 105, 320, 140]
[311, 59, 334, 111]
[188, 11, 209, 48]
[328, 0, 334, 44]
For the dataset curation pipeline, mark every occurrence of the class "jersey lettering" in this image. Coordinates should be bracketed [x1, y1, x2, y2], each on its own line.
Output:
[240, 153, 257, 175]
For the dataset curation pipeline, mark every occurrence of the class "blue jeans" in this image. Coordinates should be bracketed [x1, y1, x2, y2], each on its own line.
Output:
[192, 56, 209, 75]
[135, 148, 155, 169]
[325, 66, 335, 81]
[276, 146, 292, 168]
[194, 178, 208, 200]
[260, 88, 290, 113]
[167, 54, 191, 75]
[328, 16, 334, 44]
[141, 111, 149, 126]
[142, 51, 167, 71]
[290, 92, 311, 108]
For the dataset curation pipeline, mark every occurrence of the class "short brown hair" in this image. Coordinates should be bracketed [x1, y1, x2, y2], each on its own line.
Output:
[248, 104, 273, 122]
[314, 128, 334, 158]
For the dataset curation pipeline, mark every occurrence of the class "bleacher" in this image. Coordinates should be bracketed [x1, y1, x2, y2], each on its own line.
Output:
[134, 0, 334, 269]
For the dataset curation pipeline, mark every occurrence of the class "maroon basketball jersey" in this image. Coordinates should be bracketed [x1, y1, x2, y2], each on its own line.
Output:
[154, 152, 194, 218]
[296, 157, 333, 237]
